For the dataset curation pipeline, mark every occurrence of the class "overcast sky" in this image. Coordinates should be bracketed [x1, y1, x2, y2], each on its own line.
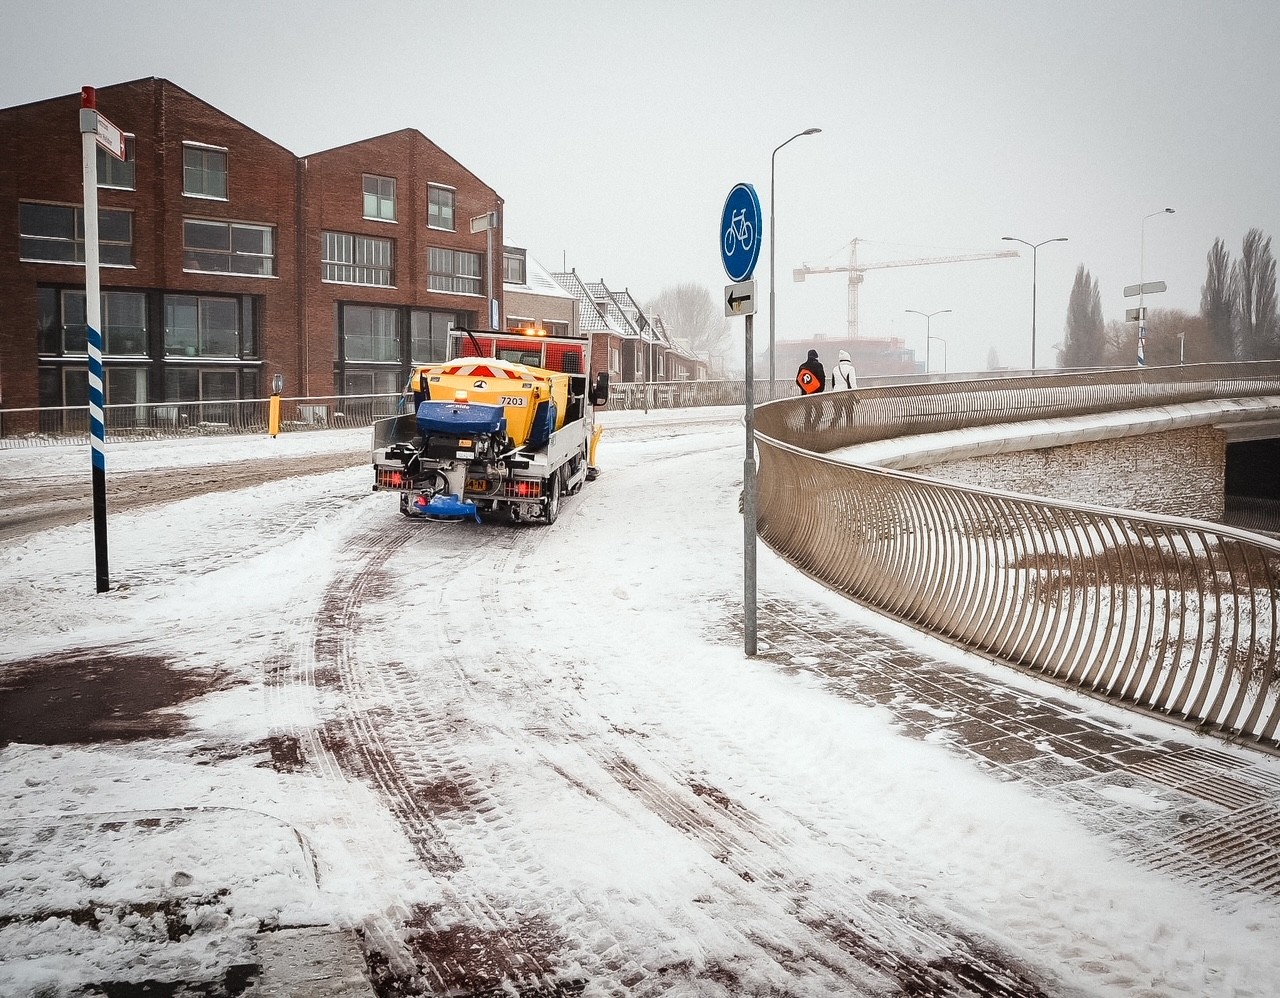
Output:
[5, 1, 1279, 373]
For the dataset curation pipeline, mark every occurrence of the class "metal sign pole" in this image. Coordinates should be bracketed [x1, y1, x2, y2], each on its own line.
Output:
[79, 87, 110, 593]
[720, 182, 763, 658]
[743, 312, 758, 656]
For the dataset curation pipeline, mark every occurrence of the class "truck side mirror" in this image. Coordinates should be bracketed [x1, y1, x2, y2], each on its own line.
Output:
[589, 372, 610, 407]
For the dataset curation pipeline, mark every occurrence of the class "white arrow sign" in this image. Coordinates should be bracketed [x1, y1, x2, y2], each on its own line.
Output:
[724, 280, 756, 317]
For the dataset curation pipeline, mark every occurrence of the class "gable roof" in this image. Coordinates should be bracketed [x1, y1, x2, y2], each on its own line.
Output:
[302, 127, 499, 195]
[504, 251, 572, 298]
[550, 270, 629, 335]
[0, 77, 295, 157]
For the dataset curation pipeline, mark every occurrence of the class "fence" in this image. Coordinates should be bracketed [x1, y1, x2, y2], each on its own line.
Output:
[752, 362, 1280, 750]
[0, 394, 403, 449]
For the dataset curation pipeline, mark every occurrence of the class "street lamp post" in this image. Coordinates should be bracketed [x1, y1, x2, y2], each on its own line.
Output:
[769, 127, 821, 391]
[1002, 235, 1068, 371]
[928, 335, 947, 373]
[1138, 207, 1175, 366]
[905, 308, 951, 374]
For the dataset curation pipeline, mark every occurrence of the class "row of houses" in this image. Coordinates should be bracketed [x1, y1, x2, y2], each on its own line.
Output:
[0, 77, 706, 427]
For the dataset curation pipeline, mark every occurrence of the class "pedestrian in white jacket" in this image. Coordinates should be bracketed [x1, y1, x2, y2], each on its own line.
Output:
[829, 349, 857, 391]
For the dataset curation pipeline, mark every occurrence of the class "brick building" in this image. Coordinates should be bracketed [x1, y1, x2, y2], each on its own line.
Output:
[0, 77, 503, 425]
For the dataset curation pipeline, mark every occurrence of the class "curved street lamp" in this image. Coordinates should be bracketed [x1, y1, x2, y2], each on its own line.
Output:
[769, 127, 822, 388]
[905, 308, 951, 374]
[1002, 235, 1068, 371]
[1138, 208, 1175, 366]
[928, 335, 948, 374]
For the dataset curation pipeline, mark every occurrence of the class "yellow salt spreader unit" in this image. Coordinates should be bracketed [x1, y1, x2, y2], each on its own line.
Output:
[371, 337, 608, 524]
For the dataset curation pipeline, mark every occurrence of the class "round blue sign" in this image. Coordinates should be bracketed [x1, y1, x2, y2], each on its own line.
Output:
[720, 183, 762, 283]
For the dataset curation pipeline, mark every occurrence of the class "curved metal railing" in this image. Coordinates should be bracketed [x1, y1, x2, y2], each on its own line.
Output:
[753, 363, 1280, 750]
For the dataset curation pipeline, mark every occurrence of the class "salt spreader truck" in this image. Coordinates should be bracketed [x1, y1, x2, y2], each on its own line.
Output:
[371, 327, 609, 524]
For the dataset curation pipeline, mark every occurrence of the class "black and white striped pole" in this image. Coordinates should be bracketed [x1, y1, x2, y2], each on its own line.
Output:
[79, 86, 122, 593]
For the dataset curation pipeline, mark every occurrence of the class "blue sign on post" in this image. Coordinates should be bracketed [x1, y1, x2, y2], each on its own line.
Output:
[720, 183, 762, 283]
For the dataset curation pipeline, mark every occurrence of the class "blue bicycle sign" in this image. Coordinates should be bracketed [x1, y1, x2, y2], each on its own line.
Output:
[720, 183, 762, 282]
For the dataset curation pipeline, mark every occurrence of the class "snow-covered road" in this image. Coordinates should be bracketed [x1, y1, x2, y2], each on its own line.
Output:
[3, 410, 1279, 997]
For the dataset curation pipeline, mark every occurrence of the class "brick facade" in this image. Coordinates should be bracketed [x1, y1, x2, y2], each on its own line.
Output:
[299, 129, 502, 397]
[0, 78, 502, 420]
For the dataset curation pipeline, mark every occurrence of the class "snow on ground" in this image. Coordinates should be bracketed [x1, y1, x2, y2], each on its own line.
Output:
[2, 407, 1279, 996]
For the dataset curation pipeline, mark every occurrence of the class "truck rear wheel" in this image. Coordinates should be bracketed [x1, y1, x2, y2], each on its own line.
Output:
[544, 470, 561, 524]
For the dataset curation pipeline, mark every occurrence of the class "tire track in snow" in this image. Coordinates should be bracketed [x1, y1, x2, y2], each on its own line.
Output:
[310, 508, 635, 995]
[301, 435, 1064, 996]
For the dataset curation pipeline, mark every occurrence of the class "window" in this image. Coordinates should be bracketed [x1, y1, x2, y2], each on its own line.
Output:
[545, 320, 569, 338]
[20, 202, 133, 266]
[427, 185, 454, 230]
[363, 175, 397, 221]
[411, 310, 463, 364]
[97, 134, 136, 189]
[183, 219, 275, 276]
[183, 143, 228, 198]
[342, 369, 403, 396]
[428, 247, 482, 295]
[342, 305, 400, 362]
[60, 290, 148, 355]
[503, 248, 527, 285]
[322, 231, 394, 287]
[164, 295, 241, 358]
[165, 367, 242, 404]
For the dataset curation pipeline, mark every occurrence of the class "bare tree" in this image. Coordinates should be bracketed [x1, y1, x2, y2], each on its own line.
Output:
[1144, 308, 1208, 366]
[1060, 265, 1104, 367]
[1235, 228, 1279, 360]
[645, 283, 728, 360]
[1200, 238, 1239, 360]
[1101, 319, 1132, 366]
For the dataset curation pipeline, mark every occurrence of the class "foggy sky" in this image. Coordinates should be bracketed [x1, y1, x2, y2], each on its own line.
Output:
[5, 1, 1279, 373]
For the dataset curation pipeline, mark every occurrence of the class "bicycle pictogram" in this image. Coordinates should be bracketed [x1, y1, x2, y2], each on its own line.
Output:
[723, 208, 755, 257]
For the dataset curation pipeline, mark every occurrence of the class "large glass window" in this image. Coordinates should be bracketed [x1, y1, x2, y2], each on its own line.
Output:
[427, 185, 455, 230]
[20, 203, 133, 266]
[363, 175, 397, 221]
[342, 305, 400, 362]
[183, 144, 228, 198]
[61, 291, 148, 355]
[342, 369, 403, 396]
[39, 364, 148, 412]
[428, 247, 482, 295]
[411, 310, 463, 364]
[183, 219, 276, 276]
[97, 134, 136, 189]
[322, 231, 394, 286]
[165, 367, 241, 403]
[164, 295, 241, 357]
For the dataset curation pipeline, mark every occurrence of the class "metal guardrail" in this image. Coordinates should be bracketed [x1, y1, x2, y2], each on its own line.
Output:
[606, 379, 795, 410]
[752, 362, 1280, 750]
[0, 381, 783, 446]
[0, 394, 402, 449]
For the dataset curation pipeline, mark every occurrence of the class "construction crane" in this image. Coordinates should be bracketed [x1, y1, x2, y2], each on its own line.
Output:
[794, 238, 1020, 339]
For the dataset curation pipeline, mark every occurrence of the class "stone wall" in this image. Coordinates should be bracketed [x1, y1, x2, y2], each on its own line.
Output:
[924, 424, 1227, 520]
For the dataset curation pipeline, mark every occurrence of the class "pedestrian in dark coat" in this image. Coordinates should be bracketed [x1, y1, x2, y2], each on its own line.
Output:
[796, 349, 825, 431]
[795, 349, 825, 395]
